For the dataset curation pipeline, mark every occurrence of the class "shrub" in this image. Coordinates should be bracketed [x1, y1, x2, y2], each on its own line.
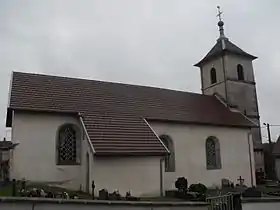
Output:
[175, 177, 188, 192]
[189, 183, 207, 194]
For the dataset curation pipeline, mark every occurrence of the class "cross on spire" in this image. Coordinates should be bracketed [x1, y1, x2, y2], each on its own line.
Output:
[216, 6, 226, 39]
[217, 6, 223, 21]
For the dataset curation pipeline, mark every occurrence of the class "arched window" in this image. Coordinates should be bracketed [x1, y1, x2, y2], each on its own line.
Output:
[210, 68, 217, 84]
[206, 136, 221, 170]
[160, 135, 175, 172]
[57, 124, 81, 165]
[237, 64, 244, 80]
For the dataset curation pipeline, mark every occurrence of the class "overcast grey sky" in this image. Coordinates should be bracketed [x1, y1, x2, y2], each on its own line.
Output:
[1, 0, 279, 142]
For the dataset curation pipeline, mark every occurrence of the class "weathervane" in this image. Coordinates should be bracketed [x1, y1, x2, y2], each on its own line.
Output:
[216, 6, 223, 21]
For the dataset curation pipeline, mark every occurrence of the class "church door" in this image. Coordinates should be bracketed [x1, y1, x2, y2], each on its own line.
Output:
[85, 152, 90, 193]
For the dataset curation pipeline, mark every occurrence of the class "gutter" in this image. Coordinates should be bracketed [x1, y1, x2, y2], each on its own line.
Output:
[143, 118, 168, 196]
[79, 114, 96, 155]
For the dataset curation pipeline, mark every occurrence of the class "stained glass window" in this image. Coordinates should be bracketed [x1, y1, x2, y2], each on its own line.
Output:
[57, 124, 79, 165]
[206, 137, 221, 169]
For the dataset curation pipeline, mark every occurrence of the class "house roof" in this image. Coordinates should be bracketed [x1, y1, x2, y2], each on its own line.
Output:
[194, 38, 257, 67]
[7, 72, 254, 156]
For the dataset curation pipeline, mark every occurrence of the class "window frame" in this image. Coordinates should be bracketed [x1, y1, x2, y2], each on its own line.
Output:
[237, 64, 244, 81]
[56, 124, 81, 165]
[205, 136, 221, 170]
[210, 68, 217, 84]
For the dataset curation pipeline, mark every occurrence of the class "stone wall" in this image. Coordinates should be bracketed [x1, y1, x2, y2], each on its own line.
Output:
[0, 197, 208, 210]
[242, 197, 280, 210]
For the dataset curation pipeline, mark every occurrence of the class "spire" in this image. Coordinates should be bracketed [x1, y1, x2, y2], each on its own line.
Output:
[194, 6, 257, 67]
[216, 6, 227, 40]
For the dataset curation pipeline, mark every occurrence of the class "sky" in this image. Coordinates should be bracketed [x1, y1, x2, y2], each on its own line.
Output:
[0, 0, 280, 142]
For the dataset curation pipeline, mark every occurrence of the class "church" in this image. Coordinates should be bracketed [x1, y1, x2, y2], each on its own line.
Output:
[5, 17, 263, 196]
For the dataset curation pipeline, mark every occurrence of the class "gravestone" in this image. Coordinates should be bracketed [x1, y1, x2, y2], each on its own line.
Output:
[256, 168, 265, 185]
[242, 187, 262, 197]
[221, 178, 230, 188]
[108, 190, 121, 200]
[98, 189, 109, 200]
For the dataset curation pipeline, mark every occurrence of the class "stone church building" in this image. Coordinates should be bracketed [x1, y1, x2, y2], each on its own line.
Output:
[5, 19, 263, 196]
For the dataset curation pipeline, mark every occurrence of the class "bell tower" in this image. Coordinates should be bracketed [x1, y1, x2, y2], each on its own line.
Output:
[194, 6, 264, 171]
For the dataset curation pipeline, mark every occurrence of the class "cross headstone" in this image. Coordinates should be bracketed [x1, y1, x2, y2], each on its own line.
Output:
[237, 176, 245, 186]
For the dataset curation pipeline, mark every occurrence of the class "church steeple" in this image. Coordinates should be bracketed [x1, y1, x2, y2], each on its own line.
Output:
[194, 6, 256, 68]
[194, 7, 264, 172]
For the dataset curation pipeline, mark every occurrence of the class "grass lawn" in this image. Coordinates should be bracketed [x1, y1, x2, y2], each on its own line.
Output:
[0, 184, 14, 196]
[0, 182, 91, 198]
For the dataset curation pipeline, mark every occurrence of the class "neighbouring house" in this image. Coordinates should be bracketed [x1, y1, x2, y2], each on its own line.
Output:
[262, 142, 276, 181]
[0, 139, 17, 181]
[273, 136, 280, 180]
[5, 18, 261, 196]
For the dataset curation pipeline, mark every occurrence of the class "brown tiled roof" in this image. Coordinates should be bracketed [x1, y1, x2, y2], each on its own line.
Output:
[7, 72, 254, 155]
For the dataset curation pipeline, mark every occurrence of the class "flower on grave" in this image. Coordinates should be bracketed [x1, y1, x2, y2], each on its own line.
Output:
[46, 191, 55, 198]
[175, 177, 188, 192]
[40, 189, 46, 197]
[126, 190, 131, 197]
[63, 192, 69, 199]
[28, 188, 39, 197]
[19, 188, 26, 197]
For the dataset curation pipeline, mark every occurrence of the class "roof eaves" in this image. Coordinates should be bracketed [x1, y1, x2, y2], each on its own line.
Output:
[194, 53, 220, 67]
[9, 107, 79, 115]
[146, 118, 254, 128]
[94, 151, 167, 157]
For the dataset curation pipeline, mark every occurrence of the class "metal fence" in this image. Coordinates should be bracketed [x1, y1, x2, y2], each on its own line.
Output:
[206, 194, 237, 210]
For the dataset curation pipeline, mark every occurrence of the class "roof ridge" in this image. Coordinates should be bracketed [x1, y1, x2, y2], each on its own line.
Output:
[12, 71, 209, 98]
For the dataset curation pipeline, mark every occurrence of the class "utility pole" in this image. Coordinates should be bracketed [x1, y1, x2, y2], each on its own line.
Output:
[263, 123, 275, 180]
[266, 123, 272, 145]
